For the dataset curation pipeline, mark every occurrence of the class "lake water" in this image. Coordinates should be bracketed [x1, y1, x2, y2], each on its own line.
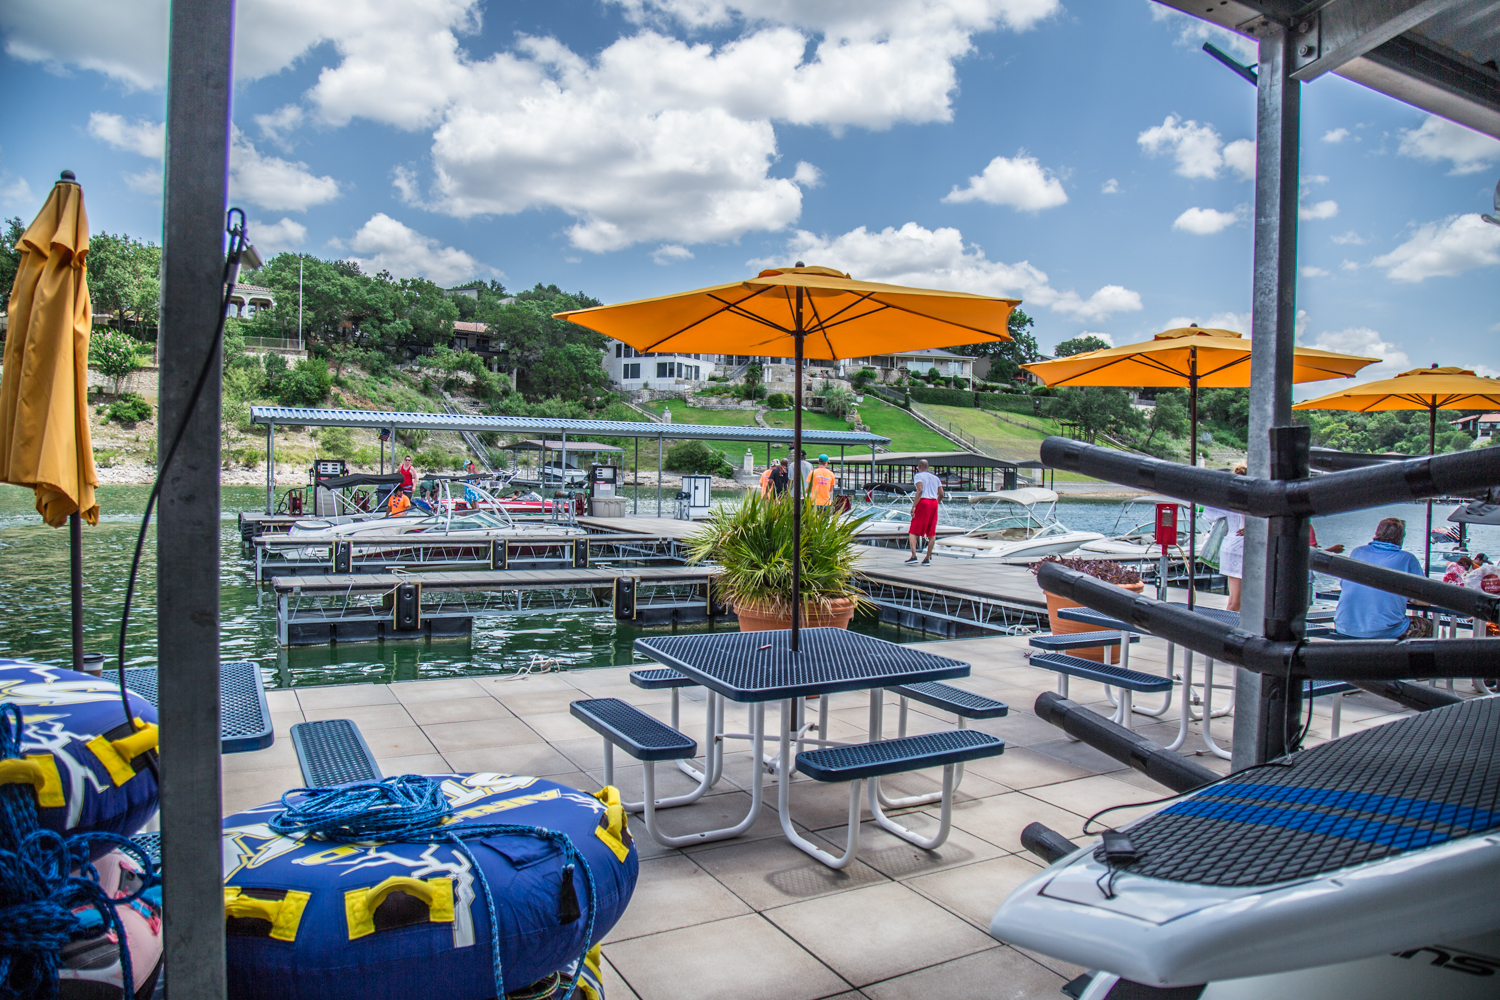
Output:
[1, 484, 1491, 688]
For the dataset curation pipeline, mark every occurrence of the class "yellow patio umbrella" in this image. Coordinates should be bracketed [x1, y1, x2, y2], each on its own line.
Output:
[1293, 365, 1500, 574]
[558, 263, 1018, 648]
[1023, 326, 1379, 604]
[0, 171, 99, 671]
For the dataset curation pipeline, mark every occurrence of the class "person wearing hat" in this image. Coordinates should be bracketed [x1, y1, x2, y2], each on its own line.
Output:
[810, 454, 836, 509]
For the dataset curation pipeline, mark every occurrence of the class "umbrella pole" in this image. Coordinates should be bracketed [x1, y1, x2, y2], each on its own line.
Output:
[1187, 372, 1197, 610]
[1427, 405, 1435, 576]
[70, 512, 83, 673]
[792, 319, 804, 653]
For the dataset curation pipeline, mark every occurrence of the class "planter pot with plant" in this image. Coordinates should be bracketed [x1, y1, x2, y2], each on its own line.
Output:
[1031, 555, 1144, 663]
[687, 492, 870, 632]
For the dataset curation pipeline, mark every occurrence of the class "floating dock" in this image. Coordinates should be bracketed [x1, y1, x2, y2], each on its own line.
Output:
[854, 547, 1048, 636]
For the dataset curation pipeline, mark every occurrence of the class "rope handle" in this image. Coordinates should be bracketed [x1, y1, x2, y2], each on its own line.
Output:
[344, 876, 453, 939]
[225, 887, 312, 942]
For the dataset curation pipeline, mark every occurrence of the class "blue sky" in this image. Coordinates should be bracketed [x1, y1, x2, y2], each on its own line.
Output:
[2, 0, 1497, 386]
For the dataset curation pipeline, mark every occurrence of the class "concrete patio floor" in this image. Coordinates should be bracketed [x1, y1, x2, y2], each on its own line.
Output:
[227, 632, 1424, 1000]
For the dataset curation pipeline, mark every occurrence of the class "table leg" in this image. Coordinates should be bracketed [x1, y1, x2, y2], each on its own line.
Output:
[1164, 647, 1191, 752]
[1200, 657, 1231, 759]
[639, 702, 766, 848]
[778, 697, 864, 869]
[676, 691, 724, 787]
[1128, 634, 1172, 718]
[868, 765, 955, 850]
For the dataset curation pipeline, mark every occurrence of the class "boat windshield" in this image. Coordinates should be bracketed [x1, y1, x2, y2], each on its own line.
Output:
[446, 511, 510, 531]
[967, 512, 1043, 540]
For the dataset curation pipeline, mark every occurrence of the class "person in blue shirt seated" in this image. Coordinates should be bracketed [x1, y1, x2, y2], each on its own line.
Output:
[1334, 517, 1428, 638]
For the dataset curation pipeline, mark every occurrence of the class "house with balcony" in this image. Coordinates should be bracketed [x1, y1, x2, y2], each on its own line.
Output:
[226, 283, 275, 318]
[603, 339, 710, 390]
[838, 348, 975, 383]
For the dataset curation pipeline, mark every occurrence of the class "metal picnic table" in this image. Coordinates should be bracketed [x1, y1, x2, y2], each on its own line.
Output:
[632, 628, 971, 866]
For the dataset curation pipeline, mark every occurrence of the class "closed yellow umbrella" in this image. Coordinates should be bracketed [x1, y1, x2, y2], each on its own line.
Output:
[558, 263, 1018, 647]
[0, 171, 99, 670]
[1293, 365, 1500, 574]
[1023, 326, 1379, 605]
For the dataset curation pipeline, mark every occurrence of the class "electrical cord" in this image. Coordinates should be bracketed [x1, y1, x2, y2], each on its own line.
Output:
[115, 209, 248, 747]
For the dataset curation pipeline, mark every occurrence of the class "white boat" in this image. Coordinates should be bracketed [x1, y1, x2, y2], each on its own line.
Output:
[931, 489, 1103, 562]
[1070, 494, 1208, 561]
[281, 507, 581, 562]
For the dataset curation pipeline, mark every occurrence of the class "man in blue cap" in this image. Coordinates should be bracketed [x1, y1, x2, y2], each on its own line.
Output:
[809, 454, 836, 509]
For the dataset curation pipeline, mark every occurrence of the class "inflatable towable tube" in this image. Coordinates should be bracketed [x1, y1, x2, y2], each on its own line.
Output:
[0, 660, 159, 853]
[221, 773, 638, 1000]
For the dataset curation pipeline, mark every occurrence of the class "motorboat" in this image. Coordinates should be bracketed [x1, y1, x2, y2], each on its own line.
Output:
[931, 488, 1103, 562]
[1068, 495, 1213, 561]
[280, 506, 581, 562]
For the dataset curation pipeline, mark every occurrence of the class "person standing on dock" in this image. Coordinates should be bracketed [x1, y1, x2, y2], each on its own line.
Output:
[399, 455, 415, 496]
[810, 455, 836, 510]
[769, 458, 790, 496]
[906, 459, 944, 565]
[759, 463, 775, 497]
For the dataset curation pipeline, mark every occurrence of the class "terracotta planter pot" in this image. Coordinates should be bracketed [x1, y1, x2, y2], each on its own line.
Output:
[1044, 582, 1146, 663]
[734, 598, 857, 632]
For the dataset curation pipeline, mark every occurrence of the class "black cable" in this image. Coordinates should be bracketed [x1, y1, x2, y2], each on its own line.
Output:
[1079, 756, 1303, 839]
[115, 210, 246, 743]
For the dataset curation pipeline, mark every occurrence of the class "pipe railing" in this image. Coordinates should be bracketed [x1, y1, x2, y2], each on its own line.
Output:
[1311, 549, 1500, 623]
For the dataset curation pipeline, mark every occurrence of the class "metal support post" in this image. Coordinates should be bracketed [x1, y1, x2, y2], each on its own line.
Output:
[657, 436, 663, 517]
[70, 513, 83, 672]
[634, 438, 639, 515]
[1235, 24, 1303, 770]
[158, 0, 233, 993]
[265, 422, 274, 513]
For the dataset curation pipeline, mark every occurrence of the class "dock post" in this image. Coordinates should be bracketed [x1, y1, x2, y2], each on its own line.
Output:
[156, 0, 233, 987]
[1234, 23, 1305, 770]
[657, 434, 663, 517]
[574, 538, 590, 569]
[265, 421, 274, 513]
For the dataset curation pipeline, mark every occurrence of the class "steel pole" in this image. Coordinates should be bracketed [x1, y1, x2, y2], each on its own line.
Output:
[1234, 24, 1303, 770]
[70, 513, 83, 673]
[1187, 362, 1197, 609]
[1427, 405, 1435, 576]
[265, 422, 274, 512]
[792, 289, 805, 651]
[158, 0, 233, 992]
[634, 438, 639, 515]
[657, 435, 663, 517]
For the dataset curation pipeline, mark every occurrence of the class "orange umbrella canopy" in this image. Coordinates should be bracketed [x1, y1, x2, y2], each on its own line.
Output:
[1023, 327, 1379, 388]
[1291, 366, 1500, 412]
[0, 177, 98, 526]
[555, 265, 1017, 358]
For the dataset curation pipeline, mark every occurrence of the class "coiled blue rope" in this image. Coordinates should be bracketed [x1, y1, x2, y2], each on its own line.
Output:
[0, 703, 153, 1000]
[270, 775, 598, 1000]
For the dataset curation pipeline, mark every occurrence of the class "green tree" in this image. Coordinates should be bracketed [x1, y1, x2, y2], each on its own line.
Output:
[949, 307, 1040, 383]
[1053, 334, 1111, 358]
[820, 383, 855, 418]
[88, 232, 162, 336]
[665, 439, 733, 477]
[530, 342, 612, 401]
[1141, 389, 1189, 453]
[0, 217, 24, 311]
[88, 328, 146, 392]
[276, 357, 332, 406]
[1051, 387, 1144, 443]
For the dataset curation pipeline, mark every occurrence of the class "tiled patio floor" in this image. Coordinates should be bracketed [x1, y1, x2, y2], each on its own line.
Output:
[229, 632, 1426, 1000]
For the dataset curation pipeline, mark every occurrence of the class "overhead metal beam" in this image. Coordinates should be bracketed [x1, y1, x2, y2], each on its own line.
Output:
[1289, 0, 1465, 80]
[1343, 34, 1500, 136]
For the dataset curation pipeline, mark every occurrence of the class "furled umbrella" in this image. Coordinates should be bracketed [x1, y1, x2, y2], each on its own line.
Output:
[1293, 365, 1500, 575]
[557, 264, 1018, 649]
[0, 171, 99, 671]
[1022, 326, 1379, 605]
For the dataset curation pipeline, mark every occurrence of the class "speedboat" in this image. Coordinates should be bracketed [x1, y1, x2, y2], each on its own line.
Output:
[280, 507, 581, 562]
[931, 489, 1103, 562]
[1070, 495, 1210, 561]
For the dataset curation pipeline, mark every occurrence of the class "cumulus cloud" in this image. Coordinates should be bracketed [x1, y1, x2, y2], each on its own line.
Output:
[345, 213, 490, 285]
[229, 131, 340, 212]
[943, 152, 1067, 211]
[1172, 206, 1238, 235]
[750, 222, 1143, 321]
[249, 217, 309, 257]
[1222, 138, 1255, 181]
[1331, 230, 1365, 245]
[1300, 266, 1329, 278]
[1339, 259, 1360, 271]
[0, 172, 34, 211]
[1398, 115, 1500, 175]
[123, 170, 161, 195]
[651, 244, 693, 264]
[1138, 115, 1225, 179]
[1299, 199, 1338, 221]
[1372, 214, 1500, 282]
[255, 105, 306, 150]
[1323, 128, 1349, 143]
[610, 0, 1060, 34]
[1101, 178, 1119, 194]
[1164, 311, 1251, 334]
[87, 113, 164, 158]
[1301, 326, 1407, 383]
[792, 161, 822, 187]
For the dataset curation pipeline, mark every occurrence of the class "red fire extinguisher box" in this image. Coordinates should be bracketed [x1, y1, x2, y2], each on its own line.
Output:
[1154, 502, 1178, 547]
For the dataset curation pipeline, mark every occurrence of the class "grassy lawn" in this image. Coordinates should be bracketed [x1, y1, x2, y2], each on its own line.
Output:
[920, 403, 1116, 482]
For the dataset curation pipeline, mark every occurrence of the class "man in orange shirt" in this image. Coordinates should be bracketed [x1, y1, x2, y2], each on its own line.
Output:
[810, 455, 836, 509]
[759, 463, 775, 497]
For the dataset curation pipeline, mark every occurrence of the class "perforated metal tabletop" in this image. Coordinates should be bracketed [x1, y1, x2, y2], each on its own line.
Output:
[122, 660, 273, 754]
[633, 628, 969, 702]
[1104, 696, 1500, 887]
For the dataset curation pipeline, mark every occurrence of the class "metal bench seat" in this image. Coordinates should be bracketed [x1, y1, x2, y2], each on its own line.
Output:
[1031, 651, 1173, 732]
[289, 719, 382, 787]
[569, 698, 696, 761]
[629, 667, 697, 690]
[888, 681, 1009, 720]
[1027, 631, 1139, 652]
[795, 729, 1005, 856]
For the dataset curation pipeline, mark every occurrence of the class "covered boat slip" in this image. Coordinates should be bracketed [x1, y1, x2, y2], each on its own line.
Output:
[826, 451, 1025, 495]
[249, 405, 890, 515]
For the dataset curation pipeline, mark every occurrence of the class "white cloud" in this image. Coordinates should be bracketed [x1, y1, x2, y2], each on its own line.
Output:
[230, 131, 339, 212]
[1149, 3, 1255, 61]
[0, 173, 35, 211]
[1299, 199, 1338, 221]
[1101, 178, 1119, 194]
[1301, 326, 1407, 384]
[1164, 311, 1251, 334]
[87, 112, 164, 158]
[1322, 128, 1349, 143]
[1138, 115, 1225, 179]
[255, 105, 306, 149]
[1398, 115, 1500, 175]
[942, 152, 1067, 211]
[1172, 206, 1238, 235]
[1331, 230, 1365, 245]
[345, 213, 489, 286]
[610, 1, 1060, 34]
[1372, 214, 1500, 282]
[1076, 331, 1114, 347]
[1472, 363, 1500, 379]
[1222, 138, 1255, 181]
[393, 166, 421, 205]
[1300, 266, 1329, 278]
[249, 217, 309, 257]
[750, 222, 1143, 321]
[651, 244, 693, 264]
[123, 170, 161, 195]
[792, 161, 822, 187]
[1339, 259, 1360, 272]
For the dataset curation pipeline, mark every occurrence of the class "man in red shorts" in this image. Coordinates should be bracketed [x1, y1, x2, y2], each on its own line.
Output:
[906, 459, 944, 564]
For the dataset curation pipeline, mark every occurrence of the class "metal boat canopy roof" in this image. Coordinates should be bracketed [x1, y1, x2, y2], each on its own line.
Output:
[826, 450, 1019, 469]
[249, 406, 888, 446]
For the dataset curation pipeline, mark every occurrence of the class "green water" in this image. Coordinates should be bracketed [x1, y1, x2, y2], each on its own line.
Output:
[0, 483, 916, 688]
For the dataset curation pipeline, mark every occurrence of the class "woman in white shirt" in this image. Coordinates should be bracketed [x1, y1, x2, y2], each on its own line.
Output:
[1205, 462, 1248, 611]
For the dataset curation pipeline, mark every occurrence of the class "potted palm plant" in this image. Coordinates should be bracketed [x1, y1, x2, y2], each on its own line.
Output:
[687, 492, 869, 631]
[1032, 555, 1144, 663]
